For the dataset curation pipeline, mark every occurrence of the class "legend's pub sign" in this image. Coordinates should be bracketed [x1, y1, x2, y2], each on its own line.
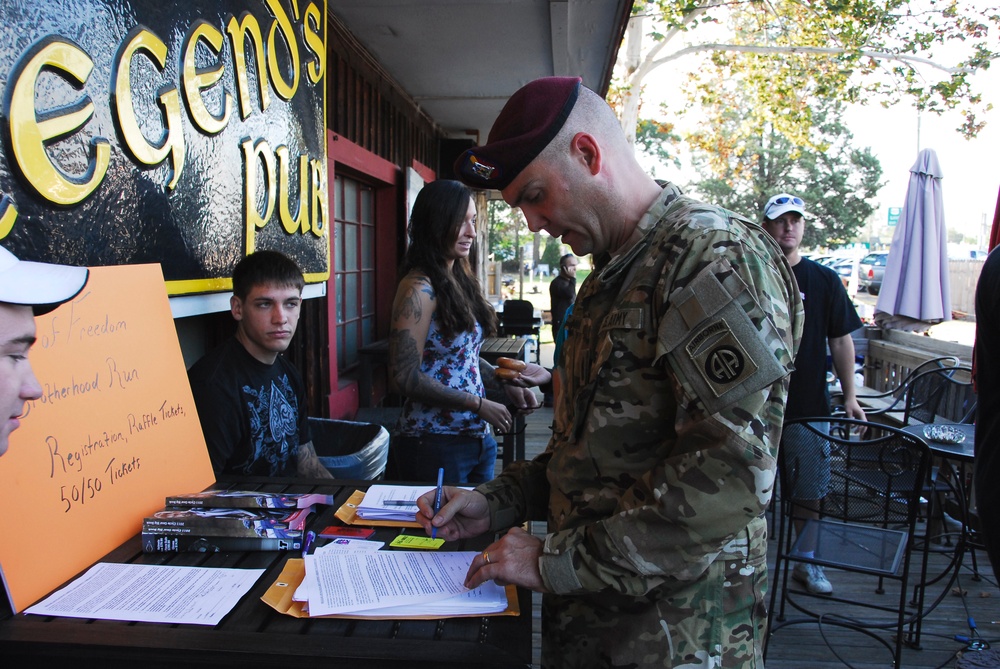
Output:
[0, 0, 329, 293]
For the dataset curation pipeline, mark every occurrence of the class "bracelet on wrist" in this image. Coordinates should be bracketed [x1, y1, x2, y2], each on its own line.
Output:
[476, 395, 483, 412]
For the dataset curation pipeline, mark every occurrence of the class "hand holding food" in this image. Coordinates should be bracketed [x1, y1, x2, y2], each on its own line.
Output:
[494, 356, 526, 380]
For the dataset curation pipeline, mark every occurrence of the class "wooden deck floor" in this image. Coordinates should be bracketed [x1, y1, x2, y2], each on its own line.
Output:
[506, 405, 999, 669]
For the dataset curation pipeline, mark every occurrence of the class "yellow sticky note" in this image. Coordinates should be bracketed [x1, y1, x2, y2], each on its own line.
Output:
[390, 534, 445, 550]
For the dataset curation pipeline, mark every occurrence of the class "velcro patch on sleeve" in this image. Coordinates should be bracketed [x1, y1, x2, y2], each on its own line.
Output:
[659, 259, 790, 414]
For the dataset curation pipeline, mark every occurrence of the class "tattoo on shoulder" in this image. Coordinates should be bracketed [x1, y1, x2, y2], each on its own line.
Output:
[414, 278, 435, 301]
[395, 286, 423, 322]
[393, 276, 436, 322]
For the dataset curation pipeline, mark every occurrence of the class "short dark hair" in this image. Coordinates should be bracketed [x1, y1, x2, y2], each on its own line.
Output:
[559, 253, 576, 270]
[232, 251, 304, 299]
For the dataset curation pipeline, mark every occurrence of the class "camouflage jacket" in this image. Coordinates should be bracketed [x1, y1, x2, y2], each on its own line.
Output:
[477, 183, 803, 666]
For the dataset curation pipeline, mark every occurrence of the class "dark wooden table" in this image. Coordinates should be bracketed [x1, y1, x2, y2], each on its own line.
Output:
[479, 337, 529, 364]
[0, 478, 532, 668]
[480, 338, 529, 468]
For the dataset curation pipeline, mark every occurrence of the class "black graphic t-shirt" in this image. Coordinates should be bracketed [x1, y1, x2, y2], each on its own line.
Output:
[187, 338, 310, 477]
[786, 258, 863, 419]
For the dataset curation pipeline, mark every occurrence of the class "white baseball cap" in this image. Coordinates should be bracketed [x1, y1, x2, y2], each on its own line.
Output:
[763, 193, 808, 220]
[0, 246, 89, 315]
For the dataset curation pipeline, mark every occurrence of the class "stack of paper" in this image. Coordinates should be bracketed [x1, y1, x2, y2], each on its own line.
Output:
[300, 543, 508, 618]
[356, 484, 475, 522]
[355, 484, 436, 521]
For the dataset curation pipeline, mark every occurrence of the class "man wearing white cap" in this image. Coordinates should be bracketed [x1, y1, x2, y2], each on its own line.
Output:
[762, 192, 865, 595]
[0, 246, 89, 456]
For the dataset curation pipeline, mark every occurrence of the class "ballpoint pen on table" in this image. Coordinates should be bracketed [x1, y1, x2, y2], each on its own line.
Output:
[432, 467, 444, 540]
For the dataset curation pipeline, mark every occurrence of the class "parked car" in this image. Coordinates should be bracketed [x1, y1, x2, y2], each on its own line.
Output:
[948, 247, 988, 261]
[827, 257, 855, 288]
[803, 253, 831, 266]
[858, 252, 889, 295]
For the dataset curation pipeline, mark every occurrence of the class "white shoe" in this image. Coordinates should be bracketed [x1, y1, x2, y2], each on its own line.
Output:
[943, 513, 963, 533]
[793, 563, 833, 595]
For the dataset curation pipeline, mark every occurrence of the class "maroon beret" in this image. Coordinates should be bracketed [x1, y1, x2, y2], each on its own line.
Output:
[454, 77, 582, 190]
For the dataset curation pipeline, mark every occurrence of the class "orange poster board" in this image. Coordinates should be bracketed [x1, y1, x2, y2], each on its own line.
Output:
[0, 264, 215, 613]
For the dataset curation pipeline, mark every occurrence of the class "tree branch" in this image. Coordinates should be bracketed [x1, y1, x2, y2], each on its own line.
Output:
[650, 42, 984, 75]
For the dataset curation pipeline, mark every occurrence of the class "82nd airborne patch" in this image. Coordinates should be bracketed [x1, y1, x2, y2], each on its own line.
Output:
[685, 318, 758, 397]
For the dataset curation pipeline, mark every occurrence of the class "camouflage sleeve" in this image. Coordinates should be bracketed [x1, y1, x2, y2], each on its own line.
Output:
[538, 225, 802, 596]
[475, 450, 554, 529]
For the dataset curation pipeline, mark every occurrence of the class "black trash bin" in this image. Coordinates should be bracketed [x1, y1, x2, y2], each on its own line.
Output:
[308, 418, 390, 480]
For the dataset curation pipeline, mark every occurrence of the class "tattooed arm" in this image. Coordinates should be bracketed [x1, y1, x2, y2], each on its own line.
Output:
[296, 441, 334, 479]
[388, 273, 511, 429]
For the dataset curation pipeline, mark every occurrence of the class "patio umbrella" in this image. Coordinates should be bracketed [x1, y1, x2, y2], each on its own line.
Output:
[874, 148, 951, 332]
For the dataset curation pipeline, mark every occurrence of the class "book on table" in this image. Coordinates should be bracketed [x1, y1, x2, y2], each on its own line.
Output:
[142, 531, 305, 553]
[141, 506, 314, 538]
[164, 490, 334, 509]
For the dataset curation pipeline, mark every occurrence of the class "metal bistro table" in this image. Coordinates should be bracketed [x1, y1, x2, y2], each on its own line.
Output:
[901, 422, 979, 629]
[0, 478, 532, 669]
[902, 423, 975, 463]
[902, 422, 976, 544]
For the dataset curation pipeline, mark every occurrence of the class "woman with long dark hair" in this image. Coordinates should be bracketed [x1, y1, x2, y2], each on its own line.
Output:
[387, 180, 548, 483]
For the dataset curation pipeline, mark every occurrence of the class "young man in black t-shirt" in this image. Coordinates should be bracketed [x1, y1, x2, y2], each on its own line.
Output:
[763, 193, 865, 595]
[188, 251, 331, 479]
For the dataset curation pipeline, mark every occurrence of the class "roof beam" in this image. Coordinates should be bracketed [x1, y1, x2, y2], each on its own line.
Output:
[550, 0, 569, 75]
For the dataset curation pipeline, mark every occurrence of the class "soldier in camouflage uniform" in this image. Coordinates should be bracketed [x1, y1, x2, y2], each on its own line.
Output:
[416, 77, 803, 668]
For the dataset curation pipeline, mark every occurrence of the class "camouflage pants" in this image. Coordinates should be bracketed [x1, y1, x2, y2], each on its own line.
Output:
[541, 518, 768, 669]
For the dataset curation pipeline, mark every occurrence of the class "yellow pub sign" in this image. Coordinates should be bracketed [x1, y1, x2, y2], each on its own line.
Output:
[0, 0, 329, 294]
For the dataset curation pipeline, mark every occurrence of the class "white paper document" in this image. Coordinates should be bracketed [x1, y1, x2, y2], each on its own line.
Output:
[304, 549, 507, 617]
[24, 562, 264, 625]
[355, 484, 435, 521]
[294, 538, 385, 602]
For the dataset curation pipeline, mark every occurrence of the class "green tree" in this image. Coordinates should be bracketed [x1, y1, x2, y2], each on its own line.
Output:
[690, 94, 884, 250]
[615, 0, 998, 147]
[486, 200, 521, 262]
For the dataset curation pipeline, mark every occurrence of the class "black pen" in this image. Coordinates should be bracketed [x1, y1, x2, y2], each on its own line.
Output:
[432, 467, 444, 540]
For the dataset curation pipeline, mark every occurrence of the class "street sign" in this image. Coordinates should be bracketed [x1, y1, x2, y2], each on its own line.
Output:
[888, 207, 902, 226]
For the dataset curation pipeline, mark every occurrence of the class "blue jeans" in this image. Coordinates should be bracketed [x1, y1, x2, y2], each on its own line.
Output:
[389, 433, 497, 484]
